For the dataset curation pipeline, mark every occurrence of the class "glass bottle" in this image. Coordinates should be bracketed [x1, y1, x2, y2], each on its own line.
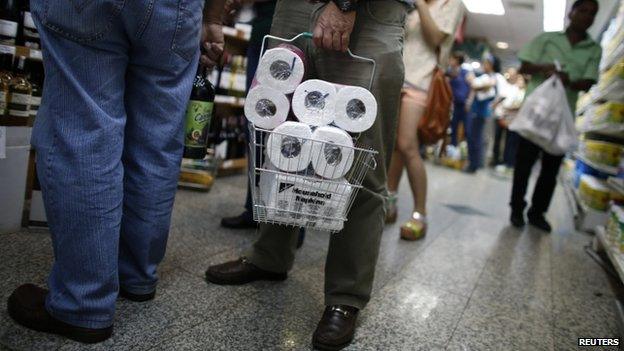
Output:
[7, 55, 32, 123]
[183, 64, 215, 159]
[0, 0, 19, 45]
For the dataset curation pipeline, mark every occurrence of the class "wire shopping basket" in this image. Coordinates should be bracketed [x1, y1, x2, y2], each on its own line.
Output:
[249, 32, 378, 233]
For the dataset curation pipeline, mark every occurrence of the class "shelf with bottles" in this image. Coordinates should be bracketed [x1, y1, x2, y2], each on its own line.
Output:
[595, 222, 624, 284]
[208, 52, 248, 103]
[209, 112, 248, 176]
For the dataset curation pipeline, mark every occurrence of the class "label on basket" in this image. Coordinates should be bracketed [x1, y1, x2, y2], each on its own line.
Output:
[259, 171, 352, 231]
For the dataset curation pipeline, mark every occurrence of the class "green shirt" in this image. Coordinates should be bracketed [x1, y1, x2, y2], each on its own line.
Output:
[518, 31, 602, 114]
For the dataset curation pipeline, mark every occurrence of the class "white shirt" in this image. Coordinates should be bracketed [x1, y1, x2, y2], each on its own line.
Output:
[403, 0, 465, 90]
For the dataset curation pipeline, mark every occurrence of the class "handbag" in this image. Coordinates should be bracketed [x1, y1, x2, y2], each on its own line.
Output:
[417, 66, 453, 145]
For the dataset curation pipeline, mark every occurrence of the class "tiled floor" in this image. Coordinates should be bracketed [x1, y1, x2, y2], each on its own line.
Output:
[0, 164, 621, 350]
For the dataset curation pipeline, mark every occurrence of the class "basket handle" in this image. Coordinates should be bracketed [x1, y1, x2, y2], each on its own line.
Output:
[259, 32, 377, 91]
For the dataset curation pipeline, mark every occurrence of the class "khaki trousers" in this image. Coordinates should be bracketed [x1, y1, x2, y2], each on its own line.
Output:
[248, 0, 408, 309]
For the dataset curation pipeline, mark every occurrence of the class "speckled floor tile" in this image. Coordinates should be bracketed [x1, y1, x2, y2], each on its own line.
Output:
[347, 277, 469, 350]
[448, 298, 554, 351]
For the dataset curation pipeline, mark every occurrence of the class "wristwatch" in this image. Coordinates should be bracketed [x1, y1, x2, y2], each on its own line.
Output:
[332, 0, 358, 12]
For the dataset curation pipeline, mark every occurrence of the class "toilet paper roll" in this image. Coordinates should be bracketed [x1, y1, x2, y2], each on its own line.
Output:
[310, 126, 355, 179]
[292, 80, 338, 126]
[333, 86, 378, 133]
[267, 122, 313, 172]
[244, 85, 290, 129]
[255, 45, 306, 94]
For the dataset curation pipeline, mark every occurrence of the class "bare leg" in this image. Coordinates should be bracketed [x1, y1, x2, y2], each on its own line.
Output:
[396, 95, 427, 216]
[387, 149, 404, 193]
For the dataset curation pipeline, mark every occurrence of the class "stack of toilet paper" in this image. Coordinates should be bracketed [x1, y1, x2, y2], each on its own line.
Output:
[244, 45, 379, 230]
[259, 167, 352, 231]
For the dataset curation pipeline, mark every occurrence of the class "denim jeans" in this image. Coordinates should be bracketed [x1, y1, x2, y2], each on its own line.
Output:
[466, 115, 486, 171]
[30, 0, 202, 329]
[450, 102, 466, 146]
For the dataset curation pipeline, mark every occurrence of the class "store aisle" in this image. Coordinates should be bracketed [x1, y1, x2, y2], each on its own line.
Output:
[0, 164, 620, 351]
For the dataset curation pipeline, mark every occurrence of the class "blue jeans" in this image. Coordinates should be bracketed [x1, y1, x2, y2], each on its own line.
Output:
[30, 0, 202, 329]
[466, 115, 486, 171]
[451, 102, 467, 146]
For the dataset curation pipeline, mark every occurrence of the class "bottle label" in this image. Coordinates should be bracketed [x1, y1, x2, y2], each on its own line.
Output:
[30, 96, 42, 107]
[9, 93, 31, 117]
[184, 100, 214, 148]
[0, 44, 16, 55]
[0, 91, 6, 111]
[23, 12, 36, 30]
[0, 20, 18, 38]
[219, 72, 230, 90]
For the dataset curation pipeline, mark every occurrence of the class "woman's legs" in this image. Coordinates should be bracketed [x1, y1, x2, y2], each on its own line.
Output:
[394, 92, 428, 216]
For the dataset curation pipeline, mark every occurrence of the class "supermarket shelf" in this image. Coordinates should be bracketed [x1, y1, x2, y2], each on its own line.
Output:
[214, 95, 245, 109]
[608, 177, 624, 195]
[578, 122, 624, 138]
[574, 152, 619, 176]
[595, 226, 624, 283]
[223, 26, 250, 43]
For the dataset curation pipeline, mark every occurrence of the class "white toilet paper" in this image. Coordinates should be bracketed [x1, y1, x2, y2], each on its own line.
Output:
[292, 80, 338, 126]
[266, 122, 313, 172]
[310, 126, 355, 179]
[259, 169, 352, 231]
[244, 85, 290, 130]
[255, 45, 306, 94]
[333, 86, 378, 133]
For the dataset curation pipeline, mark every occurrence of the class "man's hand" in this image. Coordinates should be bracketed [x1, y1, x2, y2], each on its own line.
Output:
[313, 2, 356, 52]
[201, 22, 224, 70]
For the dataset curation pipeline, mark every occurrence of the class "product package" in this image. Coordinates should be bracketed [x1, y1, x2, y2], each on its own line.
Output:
[266, 121, 313, 172]
[333, 85, 378, 133]
[310, 126, 355, 179]
[244, 85, 290, 129]
[292, 79, 338, 126]
[255, 45, 306, 94]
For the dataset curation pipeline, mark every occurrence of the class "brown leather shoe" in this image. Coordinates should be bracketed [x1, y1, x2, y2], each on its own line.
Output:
[205, 257, 287, 285]
[312, 305, 359, 350]
[7, 284, 113, 344]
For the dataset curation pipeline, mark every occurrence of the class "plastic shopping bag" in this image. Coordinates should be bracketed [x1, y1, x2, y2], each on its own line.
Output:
[509, 76, 578, 155]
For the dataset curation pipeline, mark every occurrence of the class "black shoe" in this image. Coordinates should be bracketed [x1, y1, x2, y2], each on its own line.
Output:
[7, 284, 113, 344]
[312, 305, 359, 351]
[205, 257, 287, 285]
[528, 214, 552, 233]
[119, 288, 155, 302]
[220, 213, 257, 229]
[510, 211, 525, 228]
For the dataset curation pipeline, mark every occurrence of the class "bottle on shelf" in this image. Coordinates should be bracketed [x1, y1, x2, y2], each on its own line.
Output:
[19, 0, 40, 49]
[7, 55, 32, 122]
[183, 64, 215, 160]
[218, 55, 232, 96]
[0, 52, 13, 117]
[26, 57, 43, 120]
[0, 0, 19, 45]
[232, 56, 247, 98]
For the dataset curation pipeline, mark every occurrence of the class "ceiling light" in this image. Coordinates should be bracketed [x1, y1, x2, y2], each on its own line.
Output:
[544, 0, 566, 32]
[462, 0, 505, 15]
[496, 41, 510, 49]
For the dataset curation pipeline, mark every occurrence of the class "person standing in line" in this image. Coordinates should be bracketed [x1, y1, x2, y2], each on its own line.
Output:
[464, 54, 500, 173]
[205, 0, 409, 349]
[447, 51, 471, 147]
[510, 0, 601, 232]
[6, 0, 226, 343]
[494, 74, 526, 175]
[385, 0, 465, 240]
[491, 67, 517, 167]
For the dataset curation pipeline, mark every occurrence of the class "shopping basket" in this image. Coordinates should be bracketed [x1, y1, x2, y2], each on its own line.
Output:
[249, 32, 378, 233]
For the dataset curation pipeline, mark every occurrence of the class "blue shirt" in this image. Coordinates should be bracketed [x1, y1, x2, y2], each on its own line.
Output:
[448, 67, 470, 103]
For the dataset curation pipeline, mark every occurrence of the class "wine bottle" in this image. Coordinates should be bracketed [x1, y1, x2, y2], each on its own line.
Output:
[0, 0, 19, 45]
[0, 52, 13, 117]
[7, 55, 31, 122]
[183, 65, 215, 159]
[27, 57, 43, 120]
[20, 1, 40, 49]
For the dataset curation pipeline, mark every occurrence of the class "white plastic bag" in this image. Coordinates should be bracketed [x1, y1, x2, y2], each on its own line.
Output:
[509, 75, 578, 155]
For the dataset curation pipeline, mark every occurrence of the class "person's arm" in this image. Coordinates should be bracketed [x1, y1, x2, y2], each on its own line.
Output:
[313, 1, 357, 52]
[200, 0, 228, 69]
[414, 0, 448, 49]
